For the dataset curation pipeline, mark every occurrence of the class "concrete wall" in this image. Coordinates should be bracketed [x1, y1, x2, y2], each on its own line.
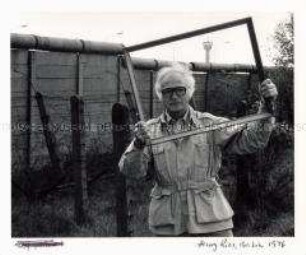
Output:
[11, 48, 261, 174]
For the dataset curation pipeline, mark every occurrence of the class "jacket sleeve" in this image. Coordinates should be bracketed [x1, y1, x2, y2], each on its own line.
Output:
[214, 104, 276, 155]
[118, 139, 151, 179]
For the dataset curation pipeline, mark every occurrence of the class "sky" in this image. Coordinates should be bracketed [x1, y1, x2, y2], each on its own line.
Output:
[11, 12, 291, 66]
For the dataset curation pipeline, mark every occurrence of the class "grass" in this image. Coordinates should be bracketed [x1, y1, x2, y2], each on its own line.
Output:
[12, 170, 154, 237]
[233, 124, 294, 236]
[12, 123, 294, 237]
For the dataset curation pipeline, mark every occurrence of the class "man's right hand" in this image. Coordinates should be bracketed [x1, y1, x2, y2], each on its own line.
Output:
[134, 121, 150, 149]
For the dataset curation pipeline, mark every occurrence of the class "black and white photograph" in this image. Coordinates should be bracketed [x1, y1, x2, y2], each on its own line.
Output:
[3, 1, 306, 254]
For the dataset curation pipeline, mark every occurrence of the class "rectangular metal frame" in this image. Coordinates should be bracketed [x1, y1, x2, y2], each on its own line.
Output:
[123, 17, 266, 122]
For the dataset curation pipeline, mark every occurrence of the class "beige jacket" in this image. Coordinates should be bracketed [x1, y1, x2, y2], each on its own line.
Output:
[119, 106, 274, 236]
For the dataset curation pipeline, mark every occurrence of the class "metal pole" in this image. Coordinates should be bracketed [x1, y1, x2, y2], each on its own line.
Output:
[26, 51, 34, 171]
[246, 18, 274, 114]
[76, 53, 84, 96]
[204, 72, 210, 112]
[35, 92, 61, 171]
[126, 18, 250, 52]
[149, 112, 272, 146]
[149, 71, 154, 118]
[246, 18, 265, 81]
[123, 50, 145, 121]
[71, 96, 89, 225]
[116, 56, 122, 102]
[112, 103, 131, 237]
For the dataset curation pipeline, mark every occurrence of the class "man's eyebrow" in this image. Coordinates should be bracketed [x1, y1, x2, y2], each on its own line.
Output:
[162, 87, 186, 91]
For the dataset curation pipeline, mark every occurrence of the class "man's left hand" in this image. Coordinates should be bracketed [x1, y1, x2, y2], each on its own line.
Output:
[260, 79, 278, 100]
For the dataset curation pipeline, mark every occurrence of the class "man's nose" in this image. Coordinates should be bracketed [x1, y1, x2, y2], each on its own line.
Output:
[170, 91, 179, 99]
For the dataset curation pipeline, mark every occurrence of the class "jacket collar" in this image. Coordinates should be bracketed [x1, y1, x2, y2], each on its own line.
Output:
[159, 105, 201, 128]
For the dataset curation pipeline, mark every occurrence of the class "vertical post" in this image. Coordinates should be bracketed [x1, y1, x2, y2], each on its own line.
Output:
[26, 51, 34, 171]
[112, 103, 131, 237]
[234, 71, 260, 230]
[234, 97, 251, 228]
[203, 72, 210, 112]
[117, 56, 122, 102]
[203, 41, 213, 64]
[71, 96, 88, 225]
[76, 53, 84, 96]
[247, 71, 252, 91]
[124, 90, 138, 124]
[247, 19, 271, 222]
[149, 71, 154, 118]
[35, 92, 60, 170]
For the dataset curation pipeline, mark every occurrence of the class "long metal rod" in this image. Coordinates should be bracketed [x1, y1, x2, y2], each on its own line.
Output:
[123, 50, 145, 121]
[149, 112, 272, 146]
[246, 18, 274, 114]
[126, 17, 251, 52]
[246, 19, 265, 82]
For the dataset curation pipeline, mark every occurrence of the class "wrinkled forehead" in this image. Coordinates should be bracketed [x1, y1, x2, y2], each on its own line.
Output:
[160, 72, 188, 90]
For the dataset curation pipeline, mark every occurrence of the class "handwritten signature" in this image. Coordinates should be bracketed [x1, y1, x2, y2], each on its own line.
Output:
[197, 238, 286, 252]
[15, 240, 64, 249]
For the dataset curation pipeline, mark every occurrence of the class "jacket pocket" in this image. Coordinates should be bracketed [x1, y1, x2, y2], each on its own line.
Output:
[194, 186, 234, 223]
[149, 188, 175, 227]
[194, 141, 210, 169]
[152, 146, 171, 181]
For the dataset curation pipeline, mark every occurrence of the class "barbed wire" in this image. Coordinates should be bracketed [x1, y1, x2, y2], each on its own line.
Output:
[12, 62, 258, 104]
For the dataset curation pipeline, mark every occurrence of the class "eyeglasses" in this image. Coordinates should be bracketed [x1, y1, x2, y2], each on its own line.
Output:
[161, 87, 187, 97]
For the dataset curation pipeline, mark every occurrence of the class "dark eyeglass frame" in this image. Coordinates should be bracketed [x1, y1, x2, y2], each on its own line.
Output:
[161, 87, 187, 97]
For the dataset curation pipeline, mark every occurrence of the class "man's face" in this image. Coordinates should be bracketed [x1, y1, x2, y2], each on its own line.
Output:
[161, 74, 190, 114]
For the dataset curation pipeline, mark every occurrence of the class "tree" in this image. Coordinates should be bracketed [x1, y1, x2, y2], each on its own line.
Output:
[273, 15, 294, 68]
[270, 14, 294, 124]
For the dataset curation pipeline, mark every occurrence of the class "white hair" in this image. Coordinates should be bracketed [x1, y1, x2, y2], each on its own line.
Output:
[154, 63, 195, 101]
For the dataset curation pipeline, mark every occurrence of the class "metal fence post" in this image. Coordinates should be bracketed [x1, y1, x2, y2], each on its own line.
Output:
[203, 72, 210, 112]
[35, 92, 61, 171]
[26, 51, 35, 171]
[70, 95, 89, 225]
[112, 103, 131, 237]
[149, 71, 154, 119]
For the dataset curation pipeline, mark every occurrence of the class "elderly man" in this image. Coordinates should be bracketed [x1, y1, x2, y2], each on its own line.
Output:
[119, 63, 278, 237]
